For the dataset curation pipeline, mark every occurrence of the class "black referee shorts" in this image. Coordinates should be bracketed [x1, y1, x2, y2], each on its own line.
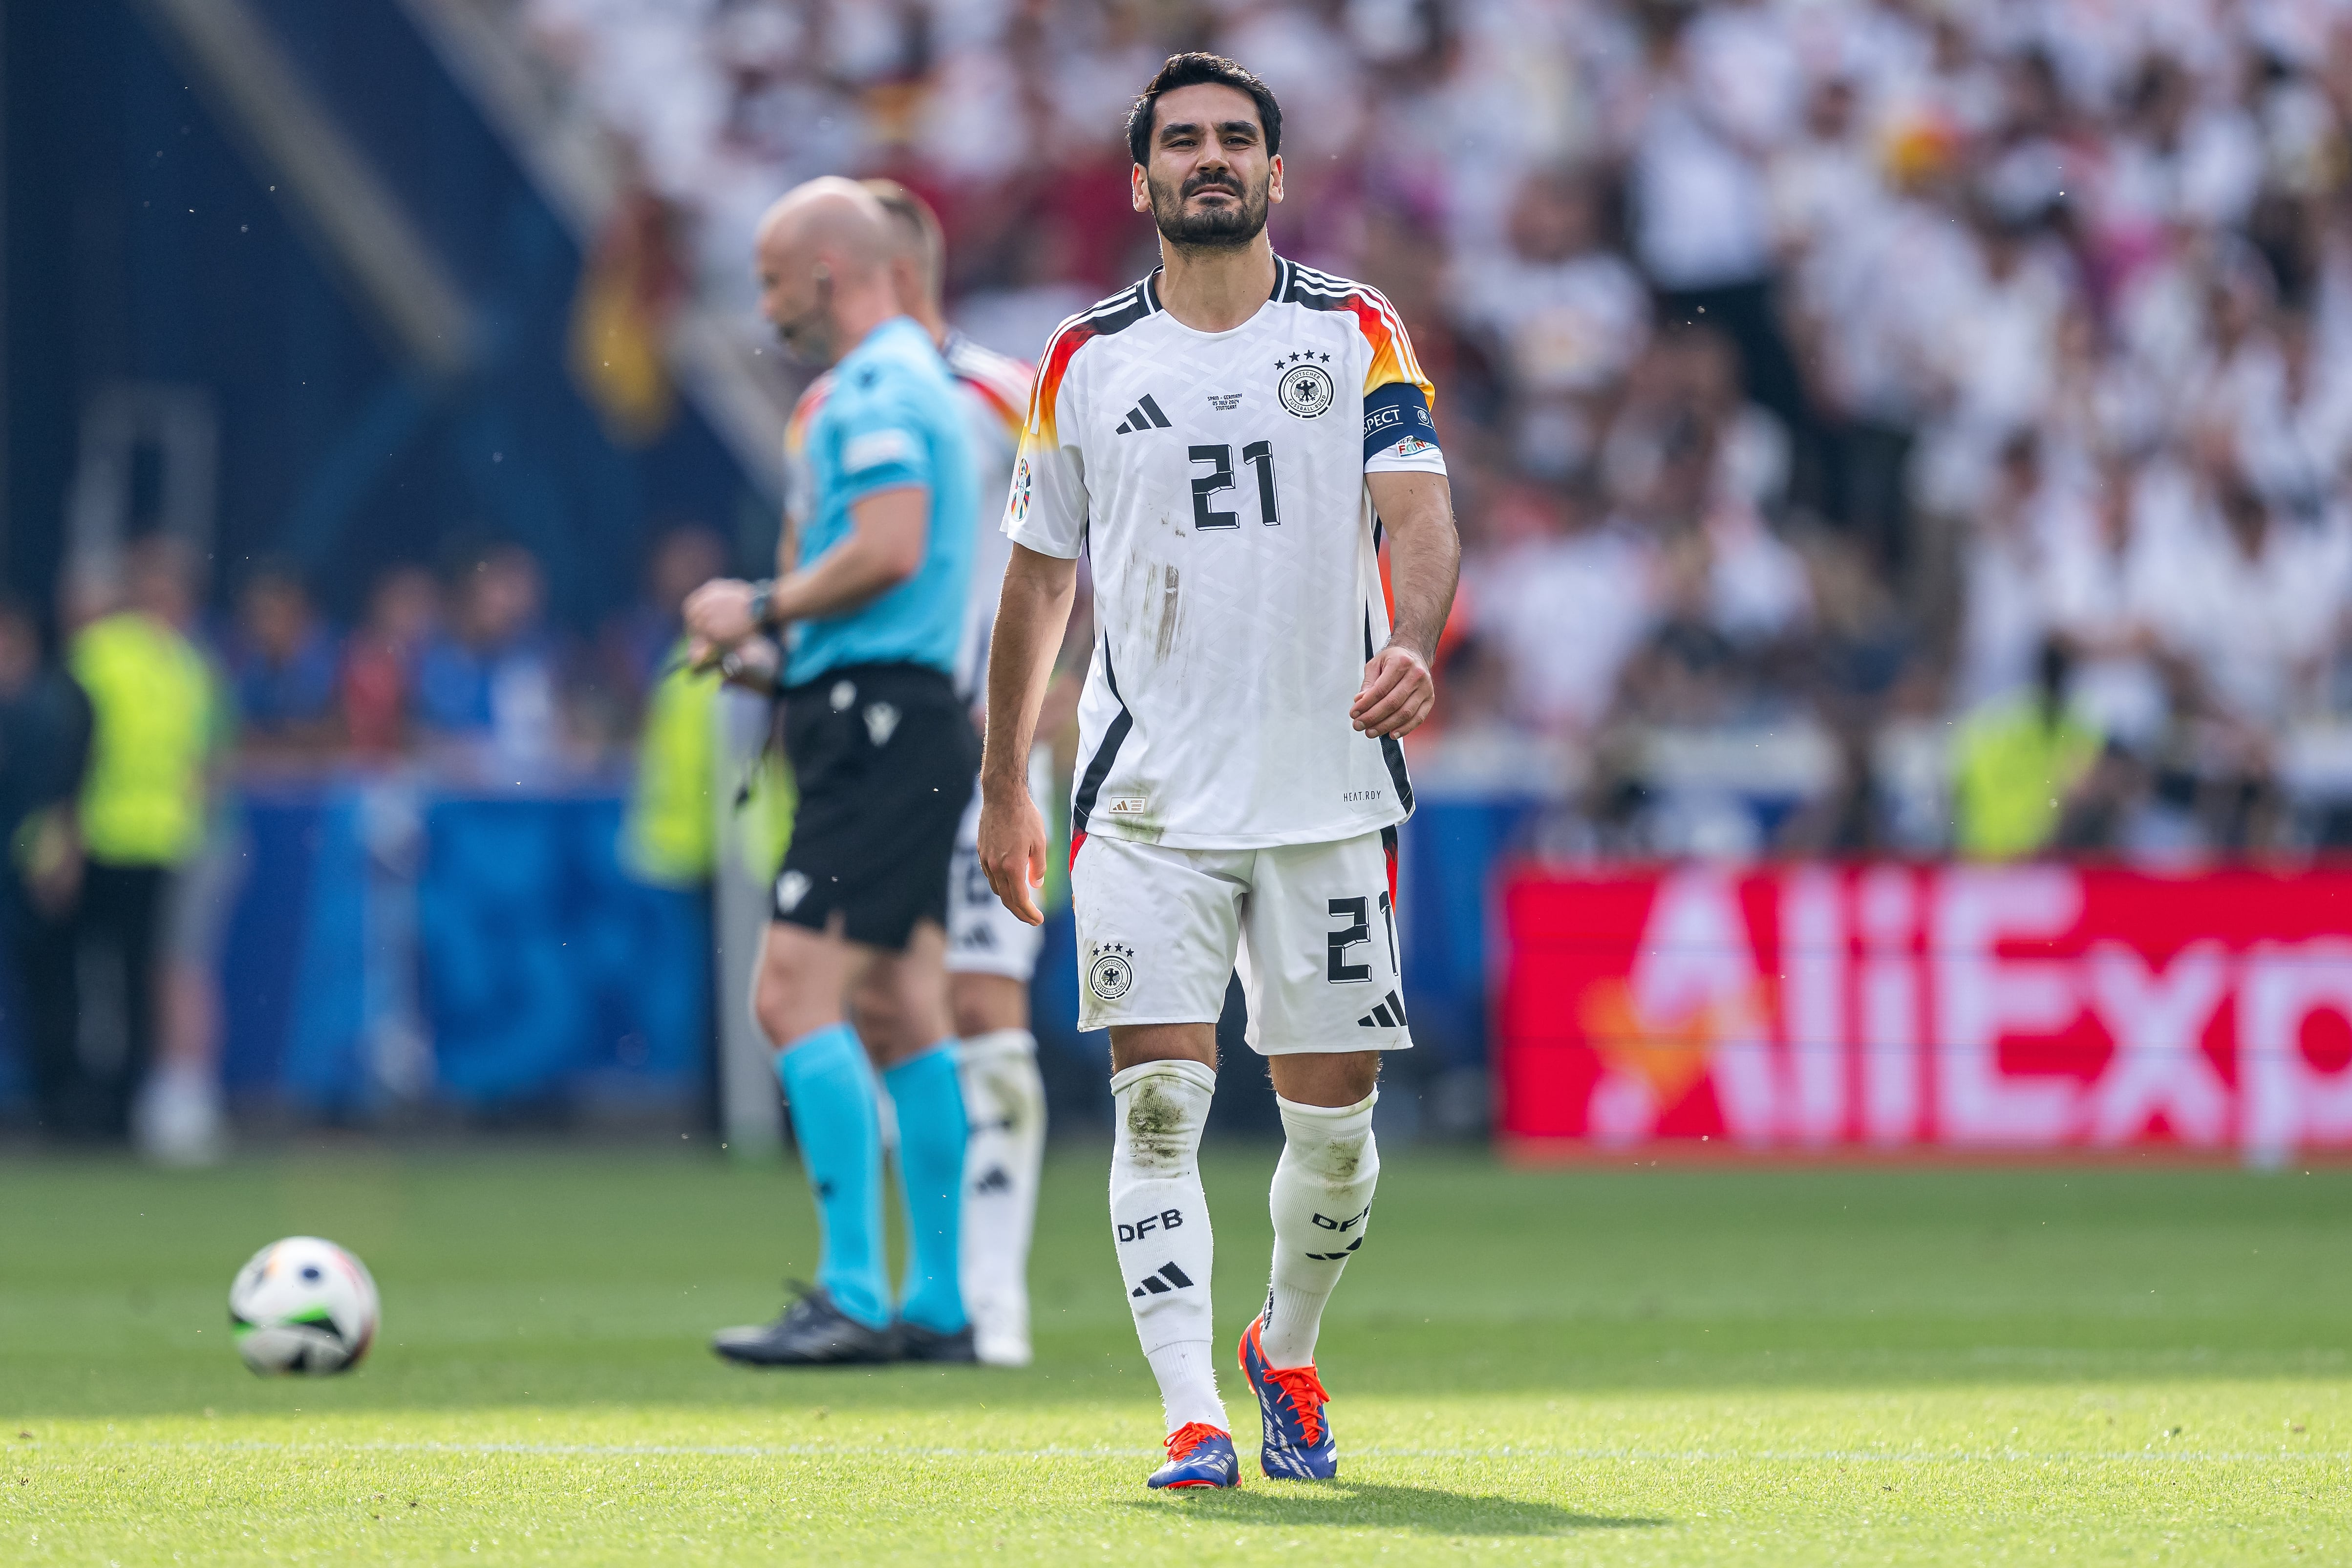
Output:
[772, 662, 978, 952]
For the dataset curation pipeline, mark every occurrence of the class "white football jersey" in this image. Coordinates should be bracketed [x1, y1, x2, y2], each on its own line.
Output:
[783, 331, 1033, 697]
[943, 331, 1033, 696]
[1005, 258, 1447, 850]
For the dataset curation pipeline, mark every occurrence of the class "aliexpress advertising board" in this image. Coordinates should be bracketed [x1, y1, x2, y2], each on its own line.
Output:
[1499, 865, 2352, 1162]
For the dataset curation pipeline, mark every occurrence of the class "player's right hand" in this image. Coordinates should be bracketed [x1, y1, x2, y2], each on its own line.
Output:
[684, 578, 759, 650]
[978, 790, 1049, 928]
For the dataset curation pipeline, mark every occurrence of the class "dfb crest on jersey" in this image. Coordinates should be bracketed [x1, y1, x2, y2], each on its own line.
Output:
[1276, 359, 1335, 419]
[1088, 942, 1136, 1002]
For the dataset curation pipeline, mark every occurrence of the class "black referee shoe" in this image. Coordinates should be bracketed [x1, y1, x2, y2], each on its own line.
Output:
[897, 1321, 978, 1364]
[712, 1284, 897, 1367]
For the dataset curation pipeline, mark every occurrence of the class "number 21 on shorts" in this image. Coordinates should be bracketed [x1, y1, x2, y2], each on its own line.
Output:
[1326, 891, 1398, 984]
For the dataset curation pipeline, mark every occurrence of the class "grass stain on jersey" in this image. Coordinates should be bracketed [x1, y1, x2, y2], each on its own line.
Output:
[1154, 564, 1183, 664]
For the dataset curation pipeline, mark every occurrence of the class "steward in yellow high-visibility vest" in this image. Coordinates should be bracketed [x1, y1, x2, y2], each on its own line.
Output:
[71, 610, 218, 869]
[1952, 644, 2100, 860]
[62, 538, 226, 1140]
[623, 644, 721, 887]
[622, 638, 796, 888]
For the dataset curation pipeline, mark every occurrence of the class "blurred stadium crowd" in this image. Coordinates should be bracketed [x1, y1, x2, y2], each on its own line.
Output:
[26, 0, 2352, 1152]
[26, 0, 2352, 1139]
[503, 0, 2352, 860]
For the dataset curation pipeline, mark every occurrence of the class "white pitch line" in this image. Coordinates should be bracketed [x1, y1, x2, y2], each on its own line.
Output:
[61, 1438, 2352, 1467]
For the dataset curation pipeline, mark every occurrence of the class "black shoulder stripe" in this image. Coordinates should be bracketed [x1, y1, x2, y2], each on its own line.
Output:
[1073, 280, 1157, 341]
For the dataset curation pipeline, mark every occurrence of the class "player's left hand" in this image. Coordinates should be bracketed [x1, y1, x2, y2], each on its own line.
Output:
[684, 578, 760, 650]
[1351, 643, 1435, 739]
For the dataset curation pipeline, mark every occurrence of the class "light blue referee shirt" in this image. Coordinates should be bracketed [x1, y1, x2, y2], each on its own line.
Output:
[787, 315, 976, 687]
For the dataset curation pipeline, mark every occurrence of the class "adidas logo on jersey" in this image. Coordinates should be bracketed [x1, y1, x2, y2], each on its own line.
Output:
[1357, 989, 1409, 1028]
[1130, 1260, 1196, 1297]
[1114, 394, 1172, 433]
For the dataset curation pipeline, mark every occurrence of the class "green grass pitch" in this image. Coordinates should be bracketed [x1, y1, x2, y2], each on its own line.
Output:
[3, 1144, 2349, 1564]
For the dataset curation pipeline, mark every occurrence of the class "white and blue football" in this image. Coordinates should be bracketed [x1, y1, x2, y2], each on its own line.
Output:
[228, 1237, 380, 1375]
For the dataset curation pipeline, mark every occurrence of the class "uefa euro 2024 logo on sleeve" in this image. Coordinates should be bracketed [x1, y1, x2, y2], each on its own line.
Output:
[1011, 456, 1033, 523]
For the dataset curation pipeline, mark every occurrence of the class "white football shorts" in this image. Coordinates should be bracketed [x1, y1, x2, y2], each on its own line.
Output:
[945, 745, 1052, 981]
[1070, 827, 1411, 1054]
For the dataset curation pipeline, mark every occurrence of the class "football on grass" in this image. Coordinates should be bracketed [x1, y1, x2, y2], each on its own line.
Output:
[228, 1237, 379, 1375]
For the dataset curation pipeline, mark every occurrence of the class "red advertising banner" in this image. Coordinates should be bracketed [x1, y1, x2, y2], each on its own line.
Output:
[1499, 865, 2352, 1161]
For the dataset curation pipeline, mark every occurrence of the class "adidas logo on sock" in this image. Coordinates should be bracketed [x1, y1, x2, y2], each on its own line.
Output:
[1113, 394, 1172, 434]
[972, 1165, 1013, 1195]
[1304, 1235, 1364, 1262]
[1130, 1261, 1195, 1297]
[1357, 989, 1409, 1028]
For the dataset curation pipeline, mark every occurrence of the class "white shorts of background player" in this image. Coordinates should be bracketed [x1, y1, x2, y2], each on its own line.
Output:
[946, 745, 1052, 981]
[1071, 828, 1411, 1054]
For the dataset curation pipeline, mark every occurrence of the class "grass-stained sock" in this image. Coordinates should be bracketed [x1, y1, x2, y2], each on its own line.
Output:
[1111, 1057, 1222, 1434]
[1261, 1090, 1379, 1368]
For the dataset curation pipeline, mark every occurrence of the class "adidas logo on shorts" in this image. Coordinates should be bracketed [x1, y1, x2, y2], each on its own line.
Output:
[1356, 989, 1409, 1029]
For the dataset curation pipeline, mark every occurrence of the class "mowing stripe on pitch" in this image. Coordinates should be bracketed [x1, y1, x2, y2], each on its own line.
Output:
[77, 1438, 2352, 1466]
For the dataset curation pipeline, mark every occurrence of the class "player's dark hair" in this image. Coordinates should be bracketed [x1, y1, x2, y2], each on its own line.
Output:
[1126, 53, 1283, 168]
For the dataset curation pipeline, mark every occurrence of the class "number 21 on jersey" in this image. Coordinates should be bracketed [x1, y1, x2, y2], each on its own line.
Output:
[1188, 441, 1281, 530]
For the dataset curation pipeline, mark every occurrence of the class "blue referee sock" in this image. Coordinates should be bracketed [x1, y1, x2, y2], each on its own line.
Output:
[882, 1041, 969, 1334]
[776, 1024, 891, 1331]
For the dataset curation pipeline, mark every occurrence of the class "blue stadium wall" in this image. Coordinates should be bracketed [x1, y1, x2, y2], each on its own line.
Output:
[3, 0, 768, 628]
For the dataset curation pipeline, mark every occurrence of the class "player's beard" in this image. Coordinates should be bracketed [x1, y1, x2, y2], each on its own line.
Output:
[1148, 168, 1270, 251]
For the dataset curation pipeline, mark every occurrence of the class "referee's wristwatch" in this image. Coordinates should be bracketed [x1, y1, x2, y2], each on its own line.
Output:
[746, 577, 779, 630]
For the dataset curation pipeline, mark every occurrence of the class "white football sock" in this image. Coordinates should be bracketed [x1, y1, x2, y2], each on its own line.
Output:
[1146, 1341, 1229, 1431]
[956, 1029, 1047, 1366]
[1260, 1090, 1379, 1370]
[1109, 1057, 1223, 1435]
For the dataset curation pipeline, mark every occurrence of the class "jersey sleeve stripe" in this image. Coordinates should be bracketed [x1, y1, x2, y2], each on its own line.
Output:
[1279, 264, 1437, 412]
[1021, 281, 1153, 449]
[784, 374, 834, 458]
[1025, 319, 1098, 448]
[958, 371, 1029, 437]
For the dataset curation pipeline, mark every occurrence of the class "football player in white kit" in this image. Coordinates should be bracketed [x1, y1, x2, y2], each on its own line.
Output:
[976, 55, 1459, 1488]
[852, 181, 1077, 1369]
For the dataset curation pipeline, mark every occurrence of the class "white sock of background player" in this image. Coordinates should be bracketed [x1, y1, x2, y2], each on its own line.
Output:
[1259, 1090, 1379, 1369]
[957, 1028, 1046, 1365]
[1109, 1057, 1224, 1434]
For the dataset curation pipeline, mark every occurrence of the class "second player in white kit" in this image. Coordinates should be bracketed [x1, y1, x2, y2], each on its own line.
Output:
[977, 54, 1460, 1490]
[803, 182, 1065, 1369]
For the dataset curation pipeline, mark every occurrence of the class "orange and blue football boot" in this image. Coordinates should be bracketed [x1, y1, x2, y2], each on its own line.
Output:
[1239, 1317, 1336, 1479]
[1145, 1422, 1240, 1490]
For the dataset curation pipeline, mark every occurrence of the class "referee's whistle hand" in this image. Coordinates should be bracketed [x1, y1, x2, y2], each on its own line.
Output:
[978, 793, 1048, 927]
[1351, 644, 1435, 739]
[684, 579, 759, 648]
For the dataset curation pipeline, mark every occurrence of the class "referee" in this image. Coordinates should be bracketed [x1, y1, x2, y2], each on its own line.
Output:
[686, 178, 979, 1364]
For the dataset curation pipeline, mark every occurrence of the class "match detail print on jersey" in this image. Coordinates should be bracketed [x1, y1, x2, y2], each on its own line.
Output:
[1006, 259, 1447, 852]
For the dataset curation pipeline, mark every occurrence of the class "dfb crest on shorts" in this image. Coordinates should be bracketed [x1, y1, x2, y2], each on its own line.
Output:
[1087, 941, 1136, 1002]
[1275, 355, 1335, 419]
